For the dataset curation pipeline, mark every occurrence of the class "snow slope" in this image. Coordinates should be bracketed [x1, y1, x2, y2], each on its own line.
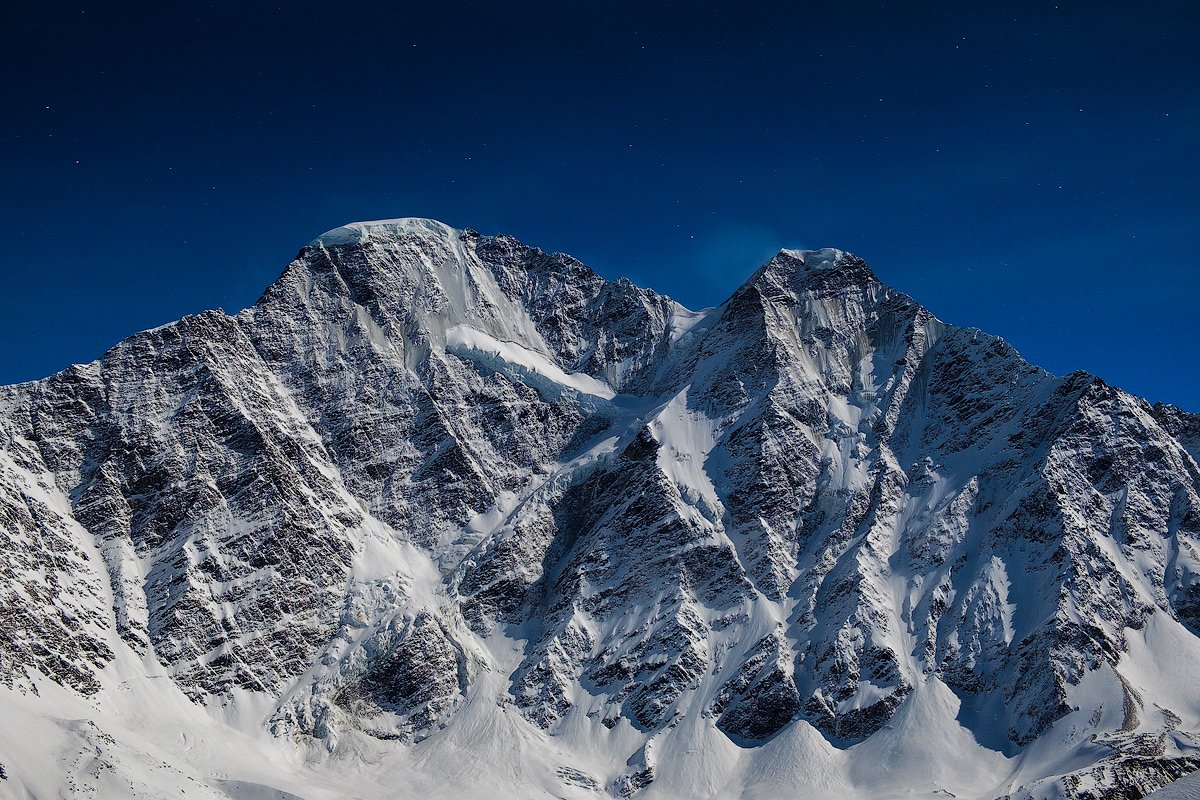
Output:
[1149, 770, 1200, 800]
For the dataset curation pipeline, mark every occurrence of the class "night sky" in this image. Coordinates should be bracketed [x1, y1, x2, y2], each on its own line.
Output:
[3, 2, 1197, 408]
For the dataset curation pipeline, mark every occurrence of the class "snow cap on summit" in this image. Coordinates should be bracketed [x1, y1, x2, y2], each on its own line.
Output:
[777, 247, 846, 269]
[309, 217, 461, 248]
[738, 246, 876, 294]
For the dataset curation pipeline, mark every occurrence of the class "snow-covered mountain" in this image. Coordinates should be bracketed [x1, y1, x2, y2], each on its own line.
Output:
[1, 218, 1198, 800]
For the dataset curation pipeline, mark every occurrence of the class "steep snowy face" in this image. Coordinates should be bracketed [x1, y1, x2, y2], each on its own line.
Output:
[1, 220, 1199, 800]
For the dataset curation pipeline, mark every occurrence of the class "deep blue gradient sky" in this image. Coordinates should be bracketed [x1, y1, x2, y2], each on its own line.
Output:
[3, 2, 1197, 408]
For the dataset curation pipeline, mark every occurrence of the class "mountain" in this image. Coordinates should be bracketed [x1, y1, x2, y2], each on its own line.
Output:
[1, 218, 1198, 800]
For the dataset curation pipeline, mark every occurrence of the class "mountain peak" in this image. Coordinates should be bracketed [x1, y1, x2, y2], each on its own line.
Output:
[734, 247, 879, 304]
[307, 217, 461, 248]
[768, 246, 875, 282]
[777, 246, 847, 268]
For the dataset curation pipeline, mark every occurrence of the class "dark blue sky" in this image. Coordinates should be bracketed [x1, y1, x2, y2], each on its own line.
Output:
[3, 2, 1197, 408]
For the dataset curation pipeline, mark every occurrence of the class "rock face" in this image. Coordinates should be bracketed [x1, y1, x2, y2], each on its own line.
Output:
[1, 218, 1198, 800]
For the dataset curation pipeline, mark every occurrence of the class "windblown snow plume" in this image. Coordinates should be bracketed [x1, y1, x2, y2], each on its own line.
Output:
[1, 218, 1198, 799]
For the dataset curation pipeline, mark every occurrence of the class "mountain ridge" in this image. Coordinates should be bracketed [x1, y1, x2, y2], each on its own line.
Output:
[1, 218, 1198, 800]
